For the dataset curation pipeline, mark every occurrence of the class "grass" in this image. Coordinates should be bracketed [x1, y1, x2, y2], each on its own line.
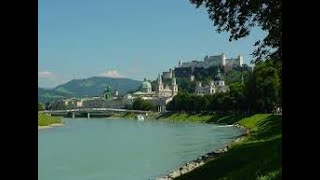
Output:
[157, 112, 251, 123]
[111, 112, 160, 120]
[38, 113, 62, 126]
[110, 112, 137, 119]
[156, 112, 218, 122]
[162, 113, 282, 180]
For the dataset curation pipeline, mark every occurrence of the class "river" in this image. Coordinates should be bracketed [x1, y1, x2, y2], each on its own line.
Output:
[38, 118, 242, 180]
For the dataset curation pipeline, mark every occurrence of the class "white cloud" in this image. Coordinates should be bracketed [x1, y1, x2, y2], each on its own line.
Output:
[38, 71, 54, 78]
[100, 70, 124, 78]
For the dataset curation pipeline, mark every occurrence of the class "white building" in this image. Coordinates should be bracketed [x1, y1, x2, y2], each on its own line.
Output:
[155, 74, 178, 97]
[178, 53, 243, 69]
[195, 69, 229, 95]
[130, 77, 179, 111]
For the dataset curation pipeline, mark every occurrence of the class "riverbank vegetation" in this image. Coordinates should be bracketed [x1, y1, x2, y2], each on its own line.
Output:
[111, 112, 160, 120]
[172, 113, 282, 180]
[157, 112, 249, 123]
[125, 97, 157, 111]
[38, 113, 62, 126]
[110, 112, 136, 119]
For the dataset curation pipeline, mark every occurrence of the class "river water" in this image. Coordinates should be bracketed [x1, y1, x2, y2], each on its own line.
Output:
[38, 118, 242, 180]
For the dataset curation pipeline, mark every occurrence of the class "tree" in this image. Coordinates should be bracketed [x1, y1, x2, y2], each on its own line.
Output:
[38, 103, 44, 111]
[176, 77, 196, 93]
[190, 0, 282, 62]
[229, 82, 247, 112]
[225, 69, 242, 84]
[246, 61, 281, 112]
[132, 97, 156, 111]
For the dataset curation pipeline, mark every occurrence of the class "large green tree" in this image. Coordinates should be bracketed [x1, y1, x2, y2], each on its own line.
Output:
[228, 82, 248, 112]
[246, 61, 281, 112]
[190, 0, 282, 62]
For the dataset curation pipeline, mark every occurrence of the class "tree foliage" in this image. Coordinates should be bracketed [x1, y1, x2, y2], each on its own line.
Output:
[38, 103, 44, 111]
[190, 0, 282, 62]
[176, 77, 196, 93]
[132, 97, 156, 111]
[246, 60, 281, 112]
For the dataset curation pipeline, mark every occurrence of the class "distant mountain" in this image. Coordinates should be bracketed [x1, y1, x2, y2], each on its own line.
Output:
[38, 77, 141, 103]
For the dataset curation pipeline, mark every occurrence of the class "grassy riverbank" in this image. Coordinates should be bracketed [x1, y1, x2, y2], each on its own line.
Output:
[158, 113, 282, 180]
[156, 112, 252, 124]
[110, 112, 160, 120]
[38, 113, 62, 126]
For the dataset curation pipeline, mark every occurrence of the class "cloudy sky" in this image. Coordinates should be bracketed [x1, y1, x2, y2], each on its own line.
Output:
[38, 0, 266, 88]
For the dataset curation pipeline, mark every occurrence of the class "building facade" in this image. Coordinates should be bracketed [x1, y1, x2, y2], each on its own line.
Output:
[175, 53, 245, 78]
[162, 69, 173, 79]
[195, 69, 229, 95]
[49, 77, 179, 112]
[155, 74, 178, 97]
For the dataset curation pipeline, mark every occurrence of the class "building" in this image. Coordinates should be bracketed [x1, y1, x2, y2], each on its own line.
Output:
[80, 97, 105, 108]
[162, 69, 173, 79]
[132, 78, 156, 97]
[178, 53, 243, 68]
[175, 53, 245, 78]
[195, 69, 229, 95]
[155, 74, 178, 97]
[49, 77, 179, 112]
[102, 85, 115, 99]
[130, 76, 179, 111]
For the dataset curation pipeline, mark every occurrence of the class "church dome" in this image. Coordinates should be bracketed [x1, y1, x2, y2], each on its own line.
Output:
[214, 69, 224, 81]
[142, 78, 152, 90]
[105, 85, 112, 92]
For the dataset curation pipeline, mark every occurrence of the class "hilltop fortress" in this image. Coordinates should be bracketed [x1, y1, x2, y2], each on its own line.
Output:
[179, 53, 243, 69]
[164, 53, 251, 78]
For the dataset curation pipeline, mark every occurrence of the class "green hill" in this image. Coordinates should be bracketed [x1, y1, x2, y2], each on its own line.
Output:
[38, 77, 141, 103]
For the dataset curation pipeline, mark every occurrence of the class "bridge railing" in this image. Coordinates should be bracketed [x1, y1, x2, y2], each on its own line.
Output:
[40, 108, 151, 114]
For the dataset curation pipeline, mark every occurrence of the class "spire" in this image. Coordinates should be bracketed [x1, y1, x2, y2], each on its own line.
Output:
[158, 74, 162, 84]
[172, 73, 176, 85]
[214, 68, 223, 81]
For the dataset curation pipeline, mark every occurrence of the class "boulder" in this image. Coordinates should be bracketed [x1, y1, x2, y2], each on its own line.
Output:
[180, 168, 189, 174]
[223, 147, 228, 152]
[170, 170, 181, 178]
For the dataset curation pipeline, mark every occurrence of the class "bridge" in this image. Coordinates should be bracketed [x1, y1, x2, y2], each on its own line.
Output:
[39, 108, 152, 118]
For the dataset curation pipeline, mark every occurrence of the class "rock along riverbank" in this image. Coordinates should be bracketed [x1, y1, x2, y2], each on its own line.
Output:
[154, 123, 249, 180]
[38, 123, 64, 130]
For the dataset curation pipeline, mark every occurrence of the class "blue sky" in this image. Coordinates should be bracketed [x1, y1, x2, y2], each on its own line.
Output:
[39, 0, 267, 88]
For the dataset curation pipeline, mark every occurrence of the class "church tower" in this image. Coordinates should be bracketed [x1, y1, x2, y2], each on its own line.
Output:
[156, 74, 164, 95]
[214, 69, 225, 86]
[171, 73, 178, 96]
[209, 80, 215, 94]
